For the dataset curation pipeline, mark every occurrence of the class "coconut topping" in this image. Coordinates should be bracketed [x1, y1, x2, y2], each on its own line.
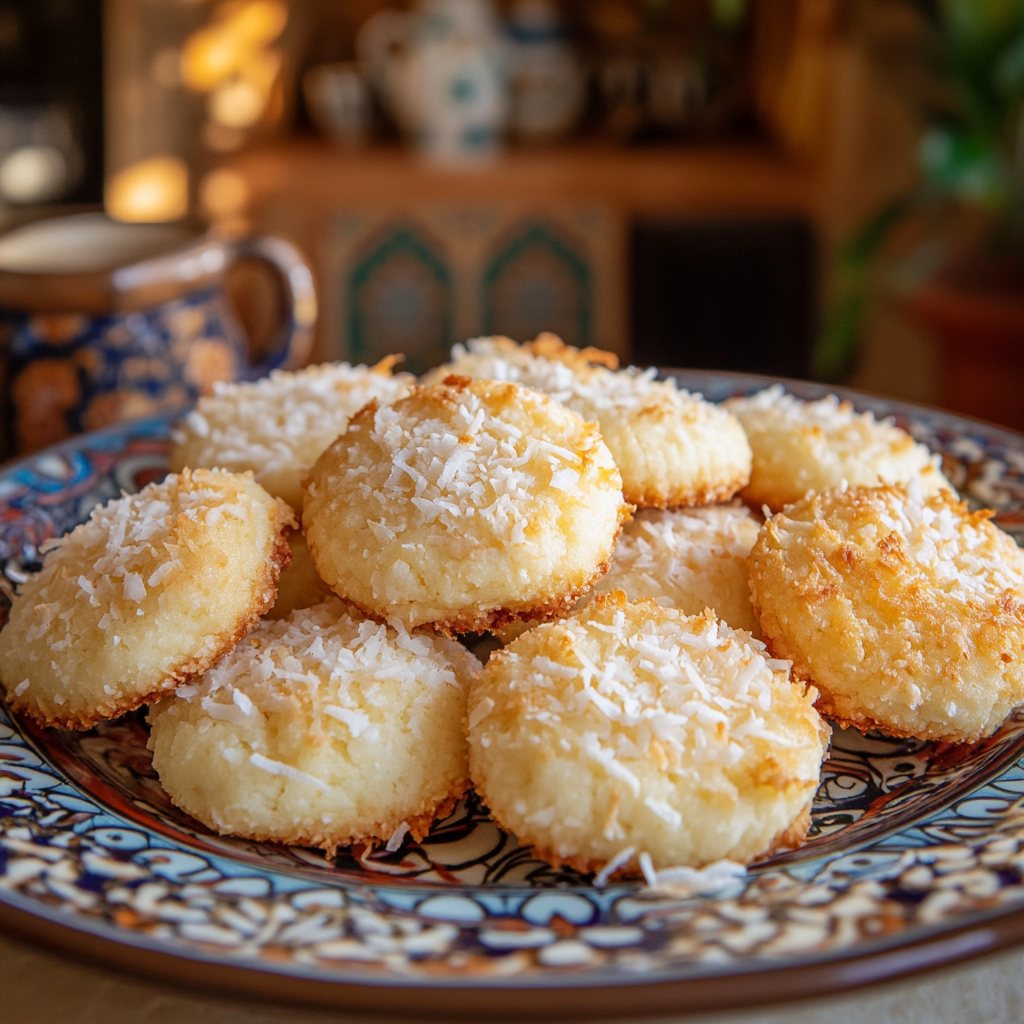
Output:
[18, 469, 263, 656]
[385, 820, 411, 851]
[591, 506, 760, 631]
[483, 602, 805, 784]
[173, 360, 413, 490]
[179, 600, 467, 745]
[605, 507, 756, 588]
[728, 384, 944, 482]
[442, 336, 711, 422]
[249, 752, 329, 791]
[329, 382, 611, 556]
[771, 483, 1024, 603]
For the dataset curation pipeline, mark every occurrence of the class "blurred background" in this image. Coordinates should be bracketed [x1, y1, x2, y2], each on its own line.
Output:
[0, 0, 1022, 426]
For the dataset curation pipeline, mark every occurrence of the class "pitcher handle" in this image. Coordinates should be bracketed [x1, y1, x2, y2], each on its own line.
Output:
[229, 234, 317, 377]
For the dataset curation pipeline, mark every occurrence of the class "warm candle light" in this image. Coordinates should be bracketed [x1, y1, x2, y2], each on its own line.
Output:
[0, 145, 68, 204]
[179, 0, 288, 143]
[180, 27, 244, 92]
[106, 156, 189, 223]
[225, 0, 288, 46]
[209, 78, 265, 127]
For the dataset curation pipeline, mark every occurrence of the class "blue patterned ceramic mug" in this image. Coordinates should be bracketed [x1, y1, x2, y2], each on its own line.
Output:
[0, 212, 317, 458]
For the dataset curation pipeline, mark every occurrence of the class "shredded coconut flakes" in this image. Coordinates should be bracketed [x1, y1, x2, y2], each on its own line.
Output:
[17, 470, 260, 653]
[177, 361, 413, 488]
[333, 383, 606, 553]
[492, 608, 803, 790]
[441, 336, 711, 425]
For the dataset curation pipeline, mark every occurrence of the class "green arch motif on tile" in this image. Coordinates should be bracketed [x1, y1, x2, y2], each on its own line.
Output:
[482, 222, 591, 346]
[348, 226, 453, 374]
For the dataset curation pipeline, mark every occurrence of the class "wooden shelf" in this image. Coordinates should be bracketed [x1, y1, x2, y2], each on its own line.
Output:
[224, 138, 822, 220]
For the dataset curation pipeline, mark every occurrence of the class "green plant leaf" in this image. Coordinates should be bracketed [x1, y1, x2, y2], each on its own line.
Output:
[814, 195, 919, 382]
[942, 0, 1024, 49]
[994, 32, 1024, 96]
[844, 196, 919, 266]
[818, 0, 1024, 381]
[919, 126, 1005, 204]
[814, 293, 866, 382]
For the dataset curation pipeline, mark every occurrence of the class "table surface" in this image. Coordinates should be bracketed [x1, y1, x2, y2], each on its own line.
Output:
[3, 927, 1023, 1024]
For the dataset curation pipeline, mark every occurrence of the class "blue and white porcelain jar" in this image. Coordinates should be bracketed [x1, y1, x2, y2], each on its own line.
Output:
[360, 0, 510, 163]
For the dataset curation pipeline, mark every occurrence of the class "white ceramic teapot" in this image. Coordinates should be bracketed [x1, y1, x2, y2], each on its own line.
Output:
[358, 0, 509, 163]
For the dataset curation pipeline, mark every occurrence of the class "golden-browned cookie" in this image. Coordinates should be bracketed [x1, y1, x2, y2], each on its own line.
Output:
[148, 599, 477, 853]
[423, 335, 751, 508]
[467, 593, 828, 876]
[496, 502, 763, 645]
[726, 385, 952, 513]
[749, 484, 1024, 742]
[303, 376, 631, 633]
[591, 504, 762, 635]
[170, 358, 414, 509]
[420, 333, 621, 387]
[0, 469, 294, 730]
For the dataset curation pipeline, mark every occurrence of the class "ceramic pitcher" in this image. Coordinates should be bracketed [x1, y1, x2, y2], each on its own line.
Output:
[0, 212, 317, 457]
[359, 0, 509, 162]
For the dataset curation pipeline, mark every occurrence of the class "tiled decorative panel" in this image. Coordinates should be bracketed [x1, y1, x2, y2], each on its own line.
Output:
[482, 221, 592, 347]
[347, 224, 454, 373]
[319, 205, 623, 375]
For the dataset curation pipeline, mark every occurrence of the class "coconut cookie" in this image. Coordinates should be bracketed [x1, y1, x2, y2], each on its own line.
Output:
[749, 484, 1024, 742]
[148, 600, 477, 852]
[421, 332, 621, 386]
[304, 376, 630, 633]
[267, 531, 333, 621]
[726, 385, 952, 513]
[0, 469, 293, 730]
[170, 358, 414, 509]
[591, 505, 762, 635]
[468, 593, 828, 875]
[424, 335, 751, 509]
[497, 503, 763, 645]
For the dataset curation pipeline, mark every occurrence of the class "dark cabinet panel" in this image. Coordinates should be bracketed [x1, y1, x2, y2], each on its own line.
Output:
[631, 217, 817, 378]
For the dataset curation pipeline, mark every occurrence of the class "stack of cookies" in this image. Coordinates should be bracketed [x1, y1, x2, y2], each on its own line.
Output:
[2, 336, 1022, 888]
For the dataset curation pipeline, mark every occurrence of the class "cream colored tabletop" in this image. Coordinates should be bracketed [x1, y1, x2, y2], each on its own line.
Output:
[3, 927, 1024, 1024]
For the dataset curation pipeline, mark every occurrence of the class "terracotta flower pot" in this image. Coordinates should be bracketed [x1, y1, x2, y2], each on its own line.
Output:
[908, 265, 1024, 431]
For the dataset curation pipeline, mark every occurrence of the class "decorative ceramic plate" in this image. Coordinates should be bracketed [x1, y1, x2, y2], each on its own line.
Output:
[2, 372, 1024, 1019]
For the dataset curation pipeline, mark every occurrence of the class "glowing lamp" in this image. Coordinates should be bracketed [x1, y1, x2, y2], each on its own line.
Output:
[209, 79, 265, 128]
[0, 145, 68, 204]
[181, 27, 243, 92]
[106, 156, 189, 223]
[225, 0, 288, 45]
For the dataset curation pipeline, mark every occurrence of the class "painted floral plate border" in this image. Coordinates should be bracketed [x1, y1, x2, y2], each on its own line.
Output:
[1, 372, 1024, 1019]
